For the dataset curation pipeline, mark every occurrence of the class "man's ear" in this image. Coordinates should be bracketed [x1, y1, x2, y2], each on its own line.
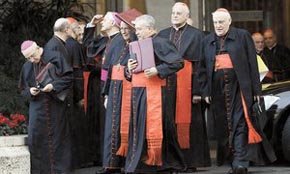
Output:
[229, 19, 232, 26]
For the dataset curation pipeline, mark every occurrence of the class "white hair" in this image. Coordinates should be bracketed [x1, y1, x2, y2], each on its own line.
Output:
[133, 15, 155, 29]
[105, 12, 115, 21]
[53, 18, 69, 32]
[105, 11, 120, 27]
[212, 8, 232, 21]
[173, 2, 190, 16]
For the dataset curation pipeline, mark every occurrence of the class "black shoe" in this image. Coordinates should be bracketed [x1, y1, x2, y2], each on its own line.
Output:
[233, 166, 248, 174]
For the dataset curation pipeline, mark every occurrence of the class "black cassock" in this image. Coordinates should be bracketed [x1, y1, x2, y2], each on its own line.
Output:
[45, 36, 69, 61]
[65, 37, 88, 168]
[124, 36, 186, 173]
[83, 26, 123, 165]
[158, 24, 211, 169]
[101, 38, 131, 169]
[18, 50, 73, 174]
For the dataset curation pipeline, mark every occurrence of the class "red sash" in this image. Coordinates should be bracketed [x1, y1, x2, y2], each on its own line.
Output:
[215, 54, 234, 70]
[110, 65, 132, 157]
[215, 54, 262, 144]
[132, 73, 166, 166]
[175, 60, 192, 149]
[83, 71, 90, 113]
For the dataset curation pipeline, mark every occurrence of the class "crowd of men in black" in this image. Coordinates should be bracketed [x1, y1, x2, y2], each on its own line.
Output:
[18, 2, 290, 174]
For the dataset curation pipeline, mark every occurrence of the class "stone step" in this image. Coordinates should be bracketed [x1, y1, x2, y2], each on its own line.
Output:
[0, 135, 30, 174]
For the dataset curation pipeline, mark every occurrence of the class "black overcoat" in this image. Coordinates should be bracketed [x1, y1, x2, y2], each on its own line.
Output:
[199, 27, 261, 111]
[198, 27, 276, 164]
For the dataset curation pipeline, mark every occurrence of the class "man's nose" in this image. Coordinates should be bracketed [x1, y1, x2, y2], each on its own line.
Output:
[216, 23, 222, 27]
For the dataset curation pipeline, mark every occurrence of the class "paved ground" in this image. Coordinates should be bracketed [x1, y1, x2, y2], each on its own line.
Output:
[72, 149, 290, 174]
[72, 164, 290, 174]
[194, 165, 290, 174]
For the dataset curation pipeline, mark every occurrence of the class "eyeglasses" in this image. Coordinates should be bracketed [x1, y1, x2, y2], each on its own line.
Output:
[26, 47, 39, 61]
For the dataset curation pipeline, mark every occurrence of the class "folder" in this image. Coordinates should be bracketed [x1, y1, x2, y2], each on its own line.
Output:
[35, 62, 69, 101]
[129, 37, 155, 73]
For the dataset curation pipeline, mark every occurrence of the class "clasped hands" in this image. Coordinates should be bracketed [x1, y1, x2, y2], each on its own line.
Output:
[30, 83, 54, 96]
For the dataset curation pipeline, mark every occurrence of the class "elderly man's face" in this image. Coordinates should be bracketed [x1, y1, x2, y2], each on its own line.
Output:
[67, 23, 79, 40]
[120, 21, 131, 41]
[26, 47, 41, 63]
[101, 13, 114, 32]
[171, 5, 188, 27]
[264, 30, 277, 48]
[252, 34, 264, 53]
[76, 24, 85, 43]
[135, 22, 152, 40]
[213, 13, 231, 36]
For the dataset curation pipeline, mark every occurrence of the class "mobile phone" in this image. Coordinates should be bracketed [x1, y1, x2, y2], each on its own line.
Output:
[36, 84, 43, 91]
[130, 53, 137, 61]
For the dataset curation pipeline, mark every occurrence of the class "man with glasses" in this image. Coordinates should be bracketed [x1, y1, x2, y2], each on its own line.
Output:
[125, 14, 185, 173]
[19, 40, 73, 174]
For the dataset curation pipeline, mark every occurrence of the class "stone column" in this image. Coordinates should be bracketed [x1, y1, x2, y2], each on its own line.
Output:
[189, 0, 203, 30]
[145, 0, 175, 30]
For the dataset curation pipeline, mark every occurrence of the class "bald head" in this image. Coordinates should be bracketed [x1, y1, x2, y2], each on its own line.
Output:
[101, 11, 121, 34]
[173, 2, 190, 15]
[53, 18, 69, 32]
[212, 8, 231, 20]
[212, 8, 232, 36]
[252, 32, 264, 53]
[52, 18, 70, 41]
[263, 28, 277, 49]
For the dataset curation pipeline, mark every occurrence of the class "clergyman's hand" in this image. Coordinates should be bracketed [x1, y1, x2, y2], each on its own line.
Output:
[192, 95, 202, 104]
[204, 96, 211, 104]
[90, 14, 103, 25]
[41, 84, 54, 92]
[30, 87, 40, 96]
[104, 95, 108, 109]
[144, 67, 158, 78]
[78, 99, 84, 107]
[127, 59, 138, 73]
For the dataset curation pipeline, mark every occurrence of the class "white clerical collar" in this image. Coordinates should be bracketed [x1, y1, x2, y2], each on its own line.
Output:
[172, 23, 187, 31]
[108, 30, 120, 37]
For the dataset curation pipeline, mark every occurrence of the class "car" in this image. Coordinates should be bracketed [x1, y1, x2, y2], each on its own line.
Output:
[262, 80, 290, 162]
[205, 79, 290, 162]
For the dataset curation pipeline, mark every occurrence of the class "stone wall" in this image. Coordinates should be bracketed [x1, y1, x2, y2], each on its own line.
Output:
[0, 135, 30, 174]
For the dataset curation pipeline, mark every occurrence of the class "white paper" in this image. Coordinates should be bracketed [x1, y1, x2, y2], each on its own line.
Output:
[257, 55, 269, 82]
[263, 95, 280, 110]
